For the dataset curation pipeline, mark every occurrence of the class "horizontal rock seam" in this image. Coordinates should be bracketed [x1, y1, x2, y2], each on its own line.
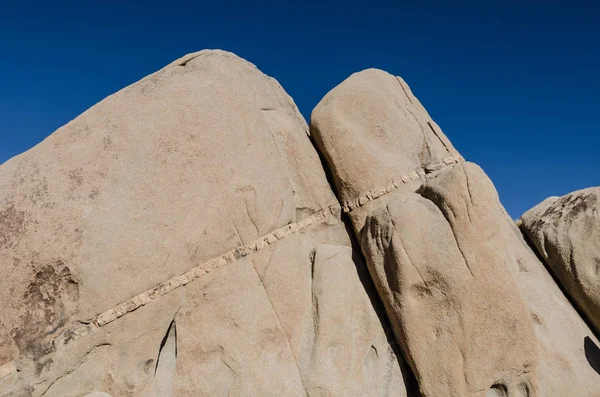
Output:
[341, 155, 464, 212]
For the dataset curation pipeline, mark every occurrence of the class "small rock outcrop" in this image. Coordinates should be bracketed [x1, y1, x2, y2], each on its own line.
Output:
[520, 187, 600, 334]
[0, 50, 599, 396]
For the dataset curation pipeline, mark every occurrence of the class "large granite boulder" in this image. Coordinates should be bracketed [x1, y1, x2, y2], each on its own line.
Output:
[1, 50, 599, 397]
[310, 69, 600, 397]
[520, 187, 600, 334]
[0, 51, 408, 397]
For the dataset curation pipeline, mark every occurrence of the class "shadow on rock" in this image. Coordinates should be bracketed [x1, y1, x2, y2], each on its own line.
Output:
[585, 336, 600, 375]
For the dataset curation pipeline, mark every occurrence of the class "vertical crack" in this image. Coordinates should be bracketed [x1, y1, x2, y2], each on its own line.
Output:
[395, 76, 413, 104]
[154, 319, 177, 375]
[427, 121, 452, 155]
[249, 257, 309, 396]
[151, 318, 178, 397]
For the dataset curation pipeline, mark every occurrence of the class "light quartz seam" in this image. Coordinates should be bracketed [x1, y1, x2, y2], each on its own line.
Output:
[3, 155, 466, 377]
[4, 204, 342, 373]
[341, 155, 464, 212]
[95, 204, 340, 326]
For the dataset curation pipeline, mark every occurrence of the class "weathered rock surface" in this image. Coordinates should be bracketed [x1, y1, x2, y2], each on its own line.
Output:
[520, 187, 600, 334]
[0, 51, 407, 396]
[1, 50, 600, 397]
[311, 69, 600, 396]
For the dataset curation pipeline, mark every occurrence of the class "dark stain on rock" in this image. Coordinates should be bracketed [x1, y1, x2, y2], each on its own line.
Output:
[12, 260, 79, 360]
[144, 358, 154, 374]
[540, 202, 559, 219]
[68, 169, 84, 188]
[530, 312, 544, 326]
[9, 161, 53, 209]
[103, 136, 113, 150]
[570, 194, 597, 218]
[35, 358, 53, 376]
[0, 204, 28, 250]
[538, 193, 598, 226]
[89, 187, 100, 199]
[28, 177, 50, 207]
[62, 327, 78, 345]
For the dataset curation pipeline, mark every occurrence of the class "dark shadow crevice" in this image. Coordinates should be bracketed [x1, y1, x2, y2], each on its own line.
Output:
[155, 319, 177, 376]
[584, 336, 600, 376]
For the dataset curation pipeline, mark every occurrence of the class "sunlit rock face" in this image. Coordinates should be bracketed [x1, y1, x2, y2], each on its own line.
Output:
[0, 50, 599, 397]
[311, 69, 537, 396]
[0, 51, 407, 397]
[311, 68, 600, 397]
[521, 187, 600, 334]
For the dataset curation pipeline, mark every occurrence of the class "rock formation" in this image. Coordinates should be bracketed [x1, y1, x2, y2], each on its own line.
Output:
[0, 51, 406, 397]
[311, 69, 539, 396]
[0, 50, 599, 396]
[520, 187, 600, 334]
[310, 69, 600, 396]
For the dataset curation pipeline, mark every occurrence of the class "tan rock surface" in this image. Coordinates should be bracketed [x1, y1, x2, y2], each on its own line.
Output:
[0, 51, 408, 396]
[311, 68, 600, 396]
[520, 187, 600, 334]
[305, 244, 408, 396]
[361, 163, 540, 397]
[2, 50, 600, 397]
[310, 69, 461, 209]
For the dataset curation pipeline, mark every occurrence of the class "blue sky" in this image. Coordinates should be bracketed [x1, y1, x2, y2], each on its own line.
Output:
[1, 1, 598, 217]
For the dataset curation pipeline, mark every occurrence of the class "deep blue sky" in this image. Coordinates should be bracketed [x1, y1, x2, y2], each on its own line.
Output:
[1, 1, 598, 217]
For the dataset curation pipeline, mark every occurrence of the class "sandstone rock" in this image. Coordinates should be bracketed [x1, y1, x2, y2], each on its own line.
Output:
[0, 51, 408, 396]
[520, 187, 600, 334]
[311, 69, 600, 396]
